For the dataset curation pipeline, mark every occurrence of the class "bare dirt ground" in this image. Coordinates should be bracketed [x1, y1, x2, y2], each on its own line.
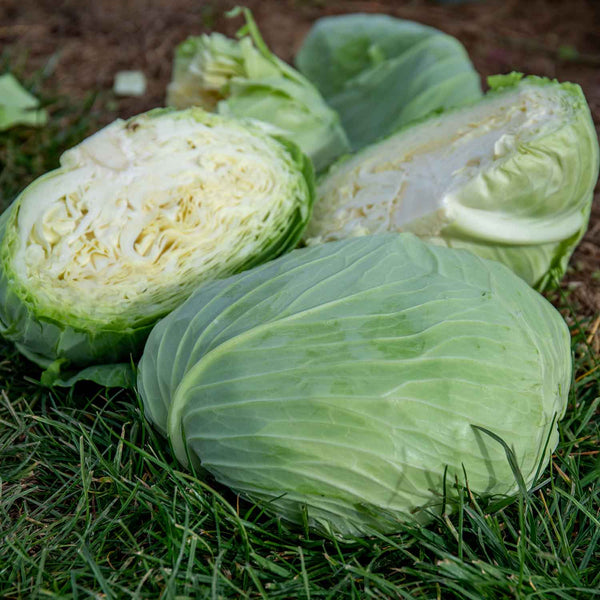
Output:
[2, 0, 599, 314]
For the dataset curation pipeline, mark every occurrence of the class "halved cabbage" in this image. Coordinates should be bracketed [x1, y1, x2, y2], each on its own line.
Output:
[138, 233, 571, 536]
[295, 13, 482, 151]
[306, 74, 599, 289]
[0, 107, 313, 385]
[166, 8, 350, 173]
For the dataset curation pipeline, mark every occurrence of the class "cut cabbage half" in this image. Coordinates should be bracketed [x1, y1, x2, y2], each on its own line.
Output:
[306, 74, 599, 289]
[166, 8, 350, 173]
[0, 107, 313, 385]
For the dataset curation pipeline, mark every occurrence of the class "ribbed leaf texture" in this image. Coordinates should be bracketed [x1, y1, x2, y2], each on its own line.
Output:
[138, 234, 571, 536]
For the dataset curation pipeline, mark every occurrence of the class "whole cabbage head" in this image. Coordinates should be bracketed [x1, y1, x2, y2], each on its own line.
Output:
[306, 74, 599, 290]
[0, 107, 313, 386]
[295, 13, 483, 151]
[138, 233, 571, 537]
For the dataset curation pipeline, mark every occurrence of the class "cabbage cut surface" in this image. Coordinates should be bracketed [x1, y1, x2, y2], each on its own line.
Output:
[0, 108, 313, 384]
[307, 75, 599, 289]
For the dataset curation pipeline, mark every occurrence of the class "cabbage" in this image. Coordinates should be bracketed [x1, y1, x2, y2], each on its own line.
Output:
[0, 107, 313, 386]
[138, 233, 571, 537]
[295, 13, 482, 151]
[166, 8, 350, 173]
[306, 74, 599, 290]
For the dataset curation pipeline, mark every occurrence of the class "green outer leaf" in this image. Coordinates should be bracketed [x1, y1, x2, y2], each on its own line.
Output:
[310, 75, 599, 290]
[296, 15, 439, 98]
[0, 108, 314, 386]
[295, 14, 482, 150]
[40, 361, 135, 388]
[487, 71, 525, 90]
[55, 363, 135, 388]
[138, 233, 571, 536]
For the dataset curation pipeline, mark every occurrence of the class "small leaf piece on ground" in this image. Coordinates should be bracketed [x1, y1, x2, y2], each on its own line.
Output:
[0, 73, 48, 131]
[113, 70, 147, 97]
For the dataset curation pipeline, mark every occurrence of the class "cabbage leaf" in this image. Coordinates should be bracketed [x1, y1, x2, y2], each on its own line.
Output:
[0, 73, 48, 131]
[295, 14, 482, 150]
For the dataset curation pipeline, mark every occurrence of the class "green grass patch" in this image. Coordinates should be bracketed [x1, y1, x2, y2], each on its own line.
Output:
[0, 78, 599, 600]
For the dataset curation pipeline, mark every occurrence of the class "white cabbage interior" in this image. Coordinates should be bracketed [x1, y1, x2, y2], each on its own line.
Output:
[306, 84, 568, 243]
[12, 114, 298, 324]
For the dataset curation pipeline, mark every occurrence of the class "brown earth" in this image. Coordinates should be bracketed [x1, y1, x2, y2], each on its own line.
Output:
[1, 0, 599, 315]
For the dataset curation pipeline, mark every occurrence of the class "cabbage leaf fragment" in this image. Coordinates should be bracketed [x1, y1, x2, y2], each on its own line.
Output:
[138, 233, 571, 536]
[0, 73, 48, 131]
[306, 74, 599, 289]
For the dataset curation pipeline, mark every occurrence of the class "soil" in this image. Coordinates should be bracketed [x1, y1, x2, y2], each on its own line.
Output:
[1, 0, 599, 315]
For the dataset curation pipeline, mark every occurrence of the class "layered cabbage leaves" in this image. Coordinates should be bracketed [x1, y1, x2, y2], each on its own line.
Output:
[306, 74, 599, 289]
[0, 107, 313, 386]
[167, 8, 350, 172]
[138, 234, 571, 536]
[295, 13, 482, 150]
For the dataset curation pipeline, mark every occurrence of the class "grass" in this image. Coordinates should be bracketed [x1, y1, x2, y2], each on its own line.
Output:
[0, 76, 599, 600]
